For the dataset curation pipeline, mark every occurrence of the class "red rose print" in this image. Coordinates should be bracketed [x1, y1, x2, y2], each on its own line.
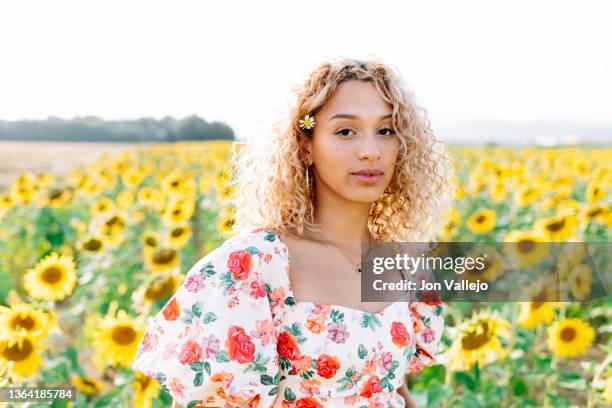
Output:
[227, 250, 253, 280]
[359, 375, 383, 398]
[162, 297, 181, 321]
[277, 331, 301, 361]
[295, 397, 324, 408]
[178, 338, 203, 365]
[225, 326, 256, 363]
[316, 354, 340, 379]
[391, 321, 410, 347]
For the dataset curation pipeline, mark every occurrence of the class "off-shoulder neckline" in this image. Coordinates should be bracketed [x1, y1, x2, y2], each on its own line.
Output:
[255, 228, 408, 316]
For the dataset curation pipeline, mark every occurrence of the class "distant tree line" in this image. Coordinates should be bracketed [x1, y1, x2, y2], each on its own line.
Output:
[0, 115, 234, 142]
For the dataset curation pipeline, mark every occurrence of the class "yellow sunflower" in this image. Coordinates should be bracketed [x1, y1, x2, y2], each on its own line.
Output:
[167, 224, 192, 249]
[78, 234, 106, 255]
[503, 230, 550, 268]
[90, 197, 115, 218]
[161, 199, 195, 225]
[137, 187, 164, 210]
[533, 214, 579, 242]
[489, 181, 507, 204]
[145, 247, 181, 273]
[141, 230, 161, 253]
[517, 302, 558, 329]
[445, 310, 511, 372]
[23, 252, 77, 301]
[0, 303, 52, 343]
[133, 371, 160, 408]
[116, 190, 135, 211]
[217, 213, 236, 237]
[568, 263, 592, 301]
[513, 185, 542, 207]
[142, 273, 183, 303]
[517, 275, 563, 329]
[0, 334, 46, 382]
[463, 248, 506, 284]
[71, 374, 104, 396]
[92, 309, 144, 367]
[585, 180, 606, 203]
[547, 318, 595, 357]
[466, 208, 496, 234]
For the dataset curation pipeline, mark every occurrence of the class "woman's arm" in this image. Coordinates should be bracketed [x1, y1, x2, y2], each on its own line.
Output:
[397, 380, 418, 408]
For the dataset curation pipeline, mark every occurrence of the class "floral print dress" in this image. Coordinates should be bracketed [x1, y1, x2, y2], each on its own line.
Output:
[132, 228, 444, 408]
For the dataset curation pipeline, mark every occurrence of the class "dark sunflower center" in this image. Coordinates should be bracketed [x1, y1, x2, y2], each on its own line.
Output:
[145, 278, 176, 300]
[42, 266, 63, 283]
[137, 375, 151, 390]
[111, 325, 136, 345]
[172, 209, 182, 216]
[171, 228, 184, 238]
[49, 189, 63, 200]
[144, 237, 158, 247]
[546, 219, 565, 232]
[171, 181, 179, 188]
[518, 240, 535, 253]
[10, 315, 35, 331]
[476, 215, 486, 223]
[105, 216, 125, 229]
[461, 322, 492, 351]
[560, 327, 576, 342]
[84, 239, 102, 251]
[2, 339, 33, 361]
[587, 208, 601, 217]
[153, 249, 177, 265]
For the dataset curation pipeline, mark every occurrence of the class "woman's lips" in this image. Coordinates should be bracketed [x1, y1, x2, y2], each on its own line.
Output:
[351, 173, 383, 185]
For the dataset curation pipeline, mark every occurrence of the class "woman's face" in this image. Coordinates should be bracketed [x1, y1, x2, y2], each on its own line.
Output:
[306, 79, 401, 204]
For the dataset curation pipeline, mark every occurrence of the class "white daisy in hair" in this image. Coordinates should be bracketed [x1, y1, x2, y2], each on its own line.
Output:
[299, 114, 315, 130]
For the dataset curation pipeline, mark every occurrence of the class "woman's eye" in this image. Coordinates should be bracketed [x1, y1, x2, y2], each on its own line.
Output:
[336, 128, 354, 137]
[379, 127, 396, 136]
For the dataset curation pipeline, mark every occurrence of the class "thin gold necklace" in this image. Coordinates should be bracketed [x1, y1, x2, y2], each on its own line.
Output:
[314, 229, 373, 273]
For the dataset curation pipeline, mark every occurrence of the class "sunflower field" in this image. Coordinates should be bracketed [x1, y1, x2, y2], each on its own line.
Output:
[0, 141, 610, 407]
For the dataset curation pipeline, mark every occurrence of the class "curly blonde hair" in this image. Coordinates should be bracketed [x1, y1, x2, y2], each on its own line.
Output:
[228, 56, 456, 243]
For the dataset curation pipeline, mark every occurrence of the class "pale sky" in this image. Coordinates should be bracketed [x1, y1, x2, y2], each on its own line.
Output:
[0, 0, 610, 141]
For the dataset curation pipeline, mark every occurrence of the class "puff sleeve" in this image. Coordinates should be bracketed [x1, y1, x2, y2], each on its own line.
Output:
[132, 233, 280, 407]
[407, 300, 444, 373]
[406, 261, 445, 374]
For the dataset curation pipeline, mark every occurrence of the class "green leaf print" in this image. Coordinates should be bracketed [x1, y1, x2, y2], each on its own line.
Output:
[264, 230, 277, 242]
[330, 309, 345, 324]
[193, 371, 203, 387]
[284, 387, 296, 401]
[202, 311, 217, 324]
[284, 296, 295, 306]
[191, 302, 202, 317]
[199, 262, 216, 277]
[245, 246, 260, 255]
[189, 361, 203, 372]
[204, 361, 211, 376]
[283, 322, 307, 344]
[215, 350, 230, 363]
[219, 271, 236, 293]
[260, 374, 274, 385]
[360, 313, 382, 331]
[246, 352, 271, 373]
[358, 344, 368, 359]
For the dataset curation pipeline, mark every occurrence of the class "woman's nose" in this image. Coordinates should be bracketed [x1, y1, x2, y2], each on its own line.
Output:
[358, 132, 381, 161]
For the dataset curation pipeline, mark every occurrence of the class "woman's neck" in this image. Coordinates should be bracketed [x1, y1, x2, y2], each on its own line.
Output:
[307, 195, 372, 246]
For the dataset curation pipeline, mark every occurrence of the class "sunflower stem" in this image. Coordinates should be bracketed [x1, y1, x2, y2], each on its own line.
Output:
[586, 350, 611, 408]
[502, 302, 519, 407]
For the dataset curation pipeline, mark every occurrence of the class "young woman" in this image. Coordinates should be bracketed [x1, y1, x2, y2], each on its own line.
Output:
[133, 57, 454, 408]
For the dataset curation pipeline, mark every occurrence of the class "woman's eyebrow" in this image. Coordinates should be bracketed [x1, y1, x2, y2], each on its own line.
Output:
[329, 113, 392, 121]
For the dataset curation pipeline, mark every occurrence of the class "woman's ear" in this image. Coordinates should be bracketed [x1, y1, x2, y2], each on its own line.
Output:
[298, 133, 313, 165]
